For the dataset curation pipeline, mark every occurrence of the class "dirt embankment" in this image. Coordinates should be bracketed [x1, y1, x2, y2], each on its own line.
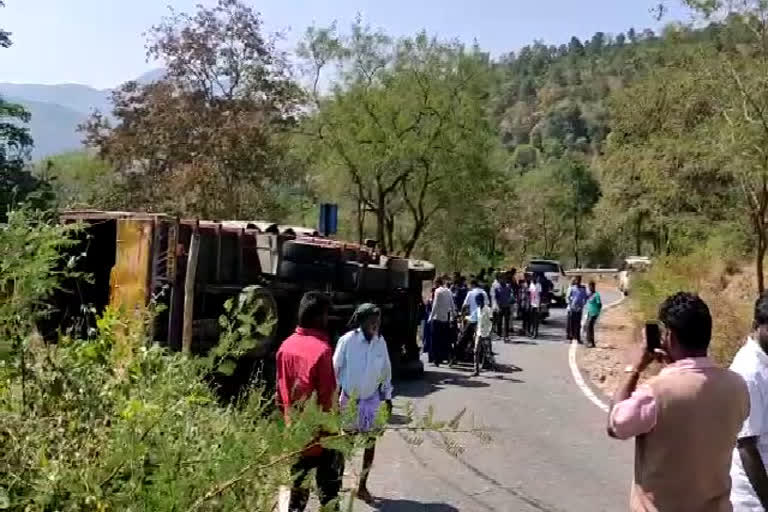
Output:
[578, 264, 756, 397]
[577, 298, 639, 396]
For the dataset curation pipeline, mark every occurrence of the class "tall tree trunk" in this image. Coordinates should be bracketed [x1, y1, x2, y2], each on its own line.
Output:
[753, 175, 768, 294]
[385, 214, 395, 256]
[573, 215, 581, 269]
[756, 213, 766, 294]
[403, 221, 425, 258]
[356, 198, 365, 244]
[635, 216, 642, 256]
[757, 234, 765, 294]
[376, 190, 387, 254]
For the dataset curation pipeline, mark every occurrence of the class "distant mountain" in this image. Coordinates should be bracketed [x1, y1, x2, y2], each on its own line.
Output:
[135, 69, 166, 85]
[5, 97, 88, 159]
[0, 83, 111, 117]
[0, 69, 165, 160]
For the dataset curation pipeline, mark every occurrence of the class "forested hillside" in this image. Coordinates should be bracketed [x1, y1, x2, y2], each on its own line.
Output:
[5, 0, 767, 282]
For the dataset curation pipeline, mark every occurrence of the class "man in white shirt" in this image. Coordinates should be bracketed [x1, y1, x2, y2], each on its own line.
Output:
[455, 279, 490, 364]
[731, 292, 768, 511]
[527, 274, 543, 338]
[428, 276, 455, 367]
[463, 278, 490, 320]
[333, 303, 393, 504]
[490, 273, 502, 335]
[473, 294, 493, 376]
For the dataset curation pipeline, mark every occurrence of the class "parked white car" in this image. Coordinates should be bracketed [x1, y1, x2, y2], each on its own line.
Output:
[618, 256, 652, 295]
[524, 259, 567, 305]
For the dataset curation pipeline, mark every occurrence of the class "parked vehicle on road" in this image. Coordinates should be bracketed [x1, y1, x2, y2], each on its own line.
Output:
[618, 256, 652, 295]
[524, 259, 567, 306]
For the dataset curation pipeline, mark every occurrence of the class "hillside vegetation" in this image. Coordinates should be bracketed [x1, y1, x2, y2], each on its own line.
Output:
[1, 0, 766, 284]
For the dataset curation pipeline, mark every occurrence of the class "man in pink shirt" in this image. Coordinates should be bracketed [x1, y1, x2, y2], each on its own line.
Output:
[607, 292, 749, 511]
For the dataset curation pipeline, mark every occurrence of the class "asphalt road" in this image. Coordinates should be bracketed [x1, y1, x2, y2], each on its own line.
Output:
[351, 289, 632, 512]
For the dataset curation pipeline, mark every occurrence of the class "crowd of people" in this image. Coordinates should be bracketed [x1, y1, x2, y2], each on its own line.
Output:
[422, 269, 604, 375]
[274, 277, 768, 512]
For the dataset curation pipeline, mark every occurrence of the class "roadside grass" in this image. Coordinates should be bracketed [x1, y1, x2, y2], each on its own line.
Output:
[629, 240, 753, 366]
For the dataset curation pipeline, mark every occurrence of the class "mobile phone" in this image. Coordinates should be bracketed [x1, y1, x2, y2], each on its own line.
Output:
[645, 323, 661, 353]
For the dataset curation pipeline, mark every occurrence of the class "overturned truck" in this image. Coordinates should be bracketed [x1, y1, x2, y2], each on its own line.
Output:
[50, 211, 434, 392]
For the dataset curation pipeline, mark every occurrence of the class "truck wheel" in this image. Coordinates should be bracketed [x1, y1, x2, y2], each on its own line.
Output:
[239, 285, 279, 358]
[358, 265, 389, 291]
[282, 240, 341, 264]
[206, 285, 279, 402]
[340, 262, 360, 290]
[278, 260, 335, 284]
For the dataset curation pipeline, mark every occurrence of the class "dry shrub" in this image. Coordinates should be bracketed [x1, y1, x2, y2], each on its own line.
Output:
[709, 268, 754, 365]
[629, 244, 755, 366]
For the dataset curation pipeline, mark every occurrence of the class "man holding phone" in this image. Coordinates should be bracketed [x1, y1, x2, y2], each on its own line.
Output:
[607, 292, 749, 511]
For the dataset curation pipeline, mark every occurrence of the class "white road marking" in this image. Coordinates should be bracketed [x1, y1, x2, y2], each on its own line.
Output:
[567, 293, 626, 413]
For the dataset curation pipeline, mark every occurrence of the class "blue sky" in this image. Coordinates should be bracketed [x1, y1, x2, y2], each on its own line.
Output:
[1, 0, 689, 89]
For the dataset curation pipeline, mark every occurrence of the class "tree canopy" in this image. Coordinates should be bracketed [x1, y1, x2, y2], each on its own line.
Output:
[81, 0, 304, 219]
[15, 0, 768, 274]
[298, 22, 499, 257]
[0, 1, 51, 217]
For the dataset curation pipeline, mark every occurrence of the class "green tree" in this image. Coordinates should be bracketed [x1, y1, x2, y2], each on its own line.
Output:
[671, 1, 768, 291]
[299, 22, 498, 256]
[569, 36, 585, 56]
[550, 157, 601, 267]
[596, 54, 733, 258]
[589, 32, 606, 54]
[0, 1, 51, 217]
[36, 151, 114, 208]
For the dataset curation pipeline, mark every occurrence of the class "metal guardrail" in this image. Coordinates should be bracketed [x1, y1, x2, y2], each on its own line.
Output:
[565, 268, 619, 275]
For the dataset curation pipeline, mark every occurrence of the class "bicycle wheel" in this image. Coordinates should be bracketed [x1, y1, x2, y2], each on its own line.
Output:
[483, 338, 495, 370]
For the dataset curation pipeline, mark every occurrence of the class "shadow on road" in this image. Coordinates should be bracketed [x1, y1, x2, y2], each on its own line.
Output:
[492, 362, 523, 373]
[372, 499, 460, 511]
[531, 333, 566, 343]
[396, 369, 492, 398]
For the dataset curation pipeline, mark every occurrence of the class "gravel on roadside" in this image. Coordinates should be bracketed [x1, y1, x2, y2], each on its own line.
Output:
[576, 299, 647, 396]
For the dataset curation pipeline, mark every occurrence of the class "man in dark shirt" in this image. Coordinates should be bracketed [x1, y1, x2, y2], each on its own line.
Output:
[494, 278, 514, 341]
[277, 291, 343, 512]
[452, 274, 468, 312]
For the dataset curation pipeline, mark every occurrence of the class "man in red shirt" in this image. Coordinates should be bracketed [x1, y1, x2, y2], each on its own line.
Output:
[277, 291, 343, 512]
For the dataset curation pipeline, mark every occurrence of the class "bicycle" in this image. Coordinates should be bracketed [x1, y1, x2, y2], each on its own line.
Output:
[474, 335, 496, 375]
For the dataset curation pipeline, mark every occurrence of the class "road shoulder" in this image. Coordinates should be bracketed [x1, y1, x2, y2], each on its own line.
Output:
[573, 292, 640, 404]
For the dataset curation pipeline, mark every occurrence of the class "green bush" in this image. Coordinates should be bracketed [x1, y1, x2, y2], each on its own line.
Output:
[0, 208, 479, 511]
[1, 313, 348, 511]
[0, 209, 346, 511]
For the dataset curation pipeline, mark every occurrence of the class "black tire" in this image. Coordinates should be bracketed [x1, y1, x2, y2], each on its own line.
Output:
[281, 240, 341, 264]
[278, 260, 335, 284]
[340, 263, 360, 290]
[358, 265, 389, 291]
